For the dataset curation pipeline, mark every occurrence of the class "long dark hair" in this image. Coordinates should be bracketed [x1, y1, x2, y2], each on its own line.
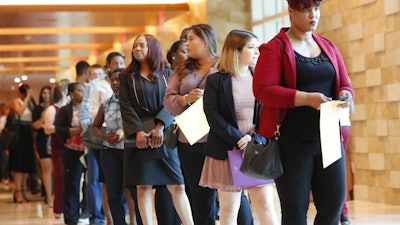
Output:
[38, 86, 52, 106]
[176, 24, 217, 81]
[124, 34, 165, 80]
[18, 83, 37, 107]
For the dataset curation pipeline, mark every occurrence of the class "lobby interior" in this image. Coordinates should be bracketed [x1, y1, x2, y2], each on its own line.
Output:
[0, 0, 399, 224]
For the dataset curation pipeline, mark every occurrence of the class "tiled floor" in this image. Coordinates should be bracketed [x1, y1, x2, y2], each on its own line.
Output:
[0, 184, 399, 225]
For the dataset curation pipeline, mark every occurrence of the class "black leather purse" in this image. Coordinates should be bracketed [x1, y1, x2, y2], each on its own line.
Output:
[164, 121, 178, 150]
[239, 125, 283, 180]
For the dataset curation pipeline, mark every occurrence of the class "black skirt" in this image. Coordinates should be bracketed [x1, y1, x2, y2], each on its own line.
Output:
[9, 123, 37, 173]
[123, 146, 184, 186]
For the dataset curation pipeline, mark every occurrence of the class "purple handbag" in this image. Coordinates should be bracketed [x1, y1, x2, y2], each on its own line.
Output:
[228, 150, 274, 188]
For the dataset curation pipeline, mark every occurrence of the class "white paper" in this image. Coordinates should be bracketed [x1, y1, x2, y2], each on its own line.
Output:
[339, 107, 351, 126]
[175, 97, 210, 145]
[320, 101, 343, 168]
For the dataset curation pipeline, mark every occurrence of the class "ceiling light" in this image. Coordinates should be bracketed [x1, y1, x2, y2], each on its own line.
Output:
[21, 75, 28, 80]
[0, 0, 187, 5]
[49, 78, 56, 83]
[14, 77, 21, 83]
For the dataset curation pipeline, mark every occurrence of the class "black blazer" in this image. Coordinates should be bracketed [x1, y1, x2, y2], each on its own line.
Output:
[203, 72, 245, 160]
[55, 103, 73, 143]
[119, 68, 174, 140]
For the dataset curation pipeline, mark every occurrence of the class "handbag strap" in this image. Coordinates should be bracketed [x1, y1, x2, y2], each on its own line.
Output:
[274, 38, 287, 137]
[253, 38, 286, 136]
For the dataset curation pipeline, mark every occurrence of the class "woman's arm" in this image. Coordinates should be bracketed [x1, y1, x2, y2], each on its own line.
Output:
[92, 104, 118, 145]
[55, 105, 81, 140]
[32, 106, 43, 130]
[163, 71, 188, 115]
[43, 106, 56, 135]
[203, 74, 242, 148]
[54, 106, 70, 141]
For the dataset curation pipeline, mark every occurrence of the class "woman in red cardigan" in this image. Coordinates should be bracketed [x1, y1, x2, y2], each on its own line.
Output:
[253, 1, 354, 225]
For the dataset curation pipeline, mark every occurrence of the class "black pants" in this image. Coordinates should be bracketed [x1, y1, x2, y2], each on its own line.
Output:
[275, 135, 346, 225]
[62, 148, 85, 225]
[178, 142, 254, 225]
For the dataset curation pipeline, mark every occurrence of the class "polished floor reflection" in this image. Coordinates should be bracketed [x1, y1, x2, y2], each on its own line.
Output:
[0, 184, 399, 225]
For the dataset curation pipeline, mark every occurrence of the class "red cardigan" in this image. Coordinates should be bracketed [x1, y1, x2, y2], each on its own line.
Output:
[253, 28, 354, 138]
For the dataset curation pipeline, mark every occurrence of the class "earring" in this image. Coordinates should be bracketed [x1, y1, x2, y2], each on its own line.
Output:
[172, 56, 176, 60]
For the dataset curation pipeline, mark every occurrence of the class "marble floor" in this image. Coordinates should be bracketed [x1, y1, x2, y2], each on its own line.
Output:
[0, 184, 399, 225]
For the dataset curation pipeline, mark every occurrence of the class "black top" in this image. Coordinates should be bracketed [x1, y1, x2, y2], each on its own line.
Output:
[280, 51, 335, 141]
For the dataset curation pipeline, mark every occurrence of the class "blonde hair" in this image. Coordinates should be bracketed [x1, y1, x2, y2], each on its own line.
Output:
[217, 29, 257, 76]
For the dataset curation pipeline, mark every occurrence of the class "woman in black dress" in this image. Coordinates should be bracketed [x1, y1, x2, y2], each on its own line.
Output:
[32, 85, 53, 206]
[119, 34, 193, 225]
[10, 84, 37, 203]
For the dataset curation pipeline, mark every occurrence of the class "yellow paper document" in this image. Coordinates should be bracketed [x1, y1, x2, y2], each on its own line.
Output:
[175, 97, 210, 145]
[320, 101, 344, 168]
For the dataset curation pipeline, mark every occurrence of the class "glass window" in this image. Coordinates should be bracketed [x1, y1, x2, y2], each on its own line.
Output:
[252, 0, 263, 22]
[252, 0, 289, 44]
[252, 24, 264, 43]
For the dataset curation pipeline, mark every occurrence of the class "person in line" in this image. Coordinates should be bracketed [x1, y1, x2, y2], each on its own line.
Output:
[43, 80, 70, 219]
[55, 82, 85, 225]
[253, 0, 354, 224]
[102, 52, 139, 225]
[92, 68, 137, 225]
[10, 83, 37, 203]
[119, 33, 193, 225]
[32, 86, 53, 206]
[92, 51, 138, 225]
[73, 60, 91, 223]
[75, 60, 90, 85]
[200, 29, 279, 225]
[80, 64, 108, 224]
[0, 103, 11, 189]
[163, 23, 254, 225]
[166, 40, 188, 70]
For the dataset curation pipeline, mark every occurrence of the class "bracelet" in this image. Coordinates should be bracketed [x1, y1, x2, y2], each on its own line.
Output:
[183, 94, 191, 106]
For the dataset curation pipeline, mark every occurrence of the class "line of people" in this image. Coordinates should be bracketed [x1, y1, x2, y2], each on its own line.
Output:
[0, 1, 355, 225]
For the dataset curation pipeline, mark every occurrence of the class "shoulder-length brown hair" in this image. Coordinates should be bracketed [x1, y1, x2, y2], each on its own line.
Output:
[217, 29, 257, 76]
[124, 34, 165, 80]
[176, 24, 217, 80]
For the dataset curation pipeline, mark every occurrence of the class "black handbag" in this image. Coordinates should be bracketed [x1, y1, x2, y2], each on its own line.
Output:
[124, 118, 169, 161]
[239, 98, 284, 180]
[164, 121, 178, 150]
[239, 129, 283, 180]
[82, 125, 106, 149]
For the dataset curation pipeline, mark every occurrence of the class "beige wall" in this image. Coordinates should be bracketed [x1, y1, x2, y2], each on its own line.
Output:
[207, 0, 400, 205]
[207, 0, 252, 52]
[317, 0, 400, 204]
